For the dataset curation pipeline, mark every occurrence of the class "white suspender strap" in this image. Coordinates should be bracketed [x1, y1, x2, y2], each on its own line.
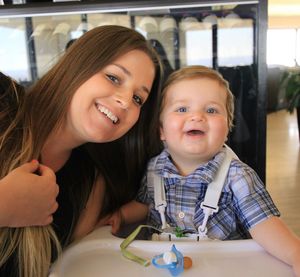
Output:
[152, 145, 239, 236]
[151, 157, 169, 229]
[153, 173, 169, 229]
[198, 145, 239, 238]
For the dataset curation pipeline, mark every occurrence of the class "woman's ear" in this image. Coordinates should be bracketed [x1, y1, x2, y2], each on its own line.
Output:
[160, 125, 166, 141]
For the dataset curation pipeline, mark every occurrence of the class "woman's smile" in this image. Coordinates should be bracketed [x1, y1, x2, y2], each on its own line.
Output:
[95, 102, 119, 124]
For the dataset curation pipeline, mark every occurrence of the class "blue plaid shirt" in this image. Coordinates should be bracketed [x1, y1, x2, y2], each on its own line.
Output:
[136, 147, 280, 240]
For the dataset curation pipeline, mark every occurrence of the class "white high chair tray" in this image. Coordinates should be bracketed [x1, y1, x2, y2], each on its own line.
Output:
[50, 226, 294, 277]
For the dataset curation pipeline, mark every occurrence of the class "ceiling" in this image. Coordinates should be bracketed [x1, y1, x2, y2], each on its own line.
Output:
[268, 0, 300, 16]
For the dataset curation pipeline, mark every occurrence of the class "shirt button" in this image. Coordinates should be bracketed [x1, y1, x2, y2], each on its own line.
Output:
[178, 211, 185, 219]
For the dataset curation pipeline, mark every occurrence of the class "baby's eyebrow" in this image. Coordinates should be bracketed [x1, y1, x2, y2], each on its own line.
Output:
[170, 99, 188, 105]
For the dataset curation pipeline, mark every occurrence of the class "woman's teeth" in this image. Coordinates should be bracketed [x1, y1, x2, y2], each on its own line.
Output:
[96, 104, 119, 124]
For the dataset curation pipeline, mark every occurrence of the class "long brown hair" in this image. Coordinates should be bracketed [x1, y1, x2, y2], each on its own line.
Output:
[0, 25, 162, 277]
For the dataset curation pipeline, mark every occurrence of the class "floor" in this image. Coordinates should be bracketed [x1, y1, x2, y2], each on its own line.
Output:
[266, 109, 300, 236]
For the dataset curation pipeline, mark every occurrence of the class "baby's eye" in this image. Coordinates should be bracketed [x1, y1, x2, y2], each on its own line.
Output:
[207, 107, 218, 114]
[106, 74, 120, 85]
[133, 94, 144, 106]
[176, 107, 187, 113]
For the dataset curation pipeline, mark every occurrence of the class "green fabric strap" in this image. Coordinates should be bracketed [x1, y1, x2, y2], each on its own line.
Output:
[120, 224, 161, 267]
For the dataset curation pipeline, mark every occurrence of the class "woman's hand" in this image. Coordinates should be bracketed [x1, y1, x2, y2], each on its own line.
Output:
[0, 160, 59, 227]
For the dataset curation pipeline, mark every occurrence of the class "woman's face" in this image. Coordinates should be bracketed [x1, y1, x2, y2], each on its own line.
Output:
[66, 49, 155, 145]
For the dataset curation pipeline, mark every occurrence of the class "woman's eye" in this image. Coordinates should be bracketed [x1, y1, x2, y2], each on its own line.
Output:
[106, 74, 120, 84]
[207, 107, 218, 114]
[176, 107, 187, 113]
[133, 94, 143, 106]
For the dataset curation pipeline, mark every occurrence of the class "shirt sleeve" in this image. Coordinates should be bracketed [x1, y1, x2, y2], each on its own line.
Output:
[229, 160, 280, 230]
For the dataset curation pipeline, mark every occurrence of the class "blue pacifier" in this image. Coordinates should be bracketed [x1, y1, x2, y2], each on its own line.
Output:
[152, 244, 184, 276]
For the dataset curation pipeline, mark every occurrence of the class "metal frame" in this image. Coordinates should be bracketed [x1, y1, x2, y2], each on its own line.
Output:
[256, 0, 268, 181]
[0, 0, 258, 18]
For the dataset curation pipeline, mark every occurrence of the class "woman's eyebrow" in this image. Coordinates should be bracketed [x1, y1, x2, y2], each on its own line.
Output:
[141, 86, 150, 95]
[112, 63, 150, 95]
[113, 63, 131, 76]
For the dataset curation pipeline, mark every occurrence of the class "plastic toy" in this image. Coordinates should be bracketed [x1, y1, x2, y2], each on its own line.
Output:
[152, 244, 184, 276]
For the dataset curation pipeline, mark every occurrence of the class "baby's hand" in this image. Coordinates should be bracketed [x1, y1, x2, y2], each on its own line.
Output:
[97, 210, 123, 235]
[0, 160, 59, 227]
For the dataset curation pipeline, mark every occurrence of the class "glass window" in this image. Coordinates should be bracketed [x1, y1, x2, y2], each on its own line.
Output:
[185, 27, 213, 67]
[0, 18, 30, 82]
[32, 15, 82, 77]
[218, 18, 254, 67]
[267, 29, 297, 67]
[297, 29, 300, 66]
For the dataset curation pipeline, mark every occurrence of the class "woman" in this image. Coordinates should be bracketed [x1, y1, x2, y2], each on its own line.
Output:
[0, 25, 162, 277]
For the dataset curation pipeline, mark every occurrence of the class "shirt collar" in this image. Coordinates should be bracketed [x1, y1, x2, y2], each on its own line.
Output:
[155, 147, 227, 183]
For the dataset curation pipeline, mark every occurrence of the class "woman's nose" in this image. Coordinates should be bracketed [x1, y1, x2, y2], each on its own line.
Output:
[115, 90, 132, 110]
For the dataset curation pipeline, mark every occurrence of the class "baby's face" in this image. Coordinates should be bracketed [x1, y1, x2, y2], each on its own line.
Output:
[160, 77, 229, 166]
